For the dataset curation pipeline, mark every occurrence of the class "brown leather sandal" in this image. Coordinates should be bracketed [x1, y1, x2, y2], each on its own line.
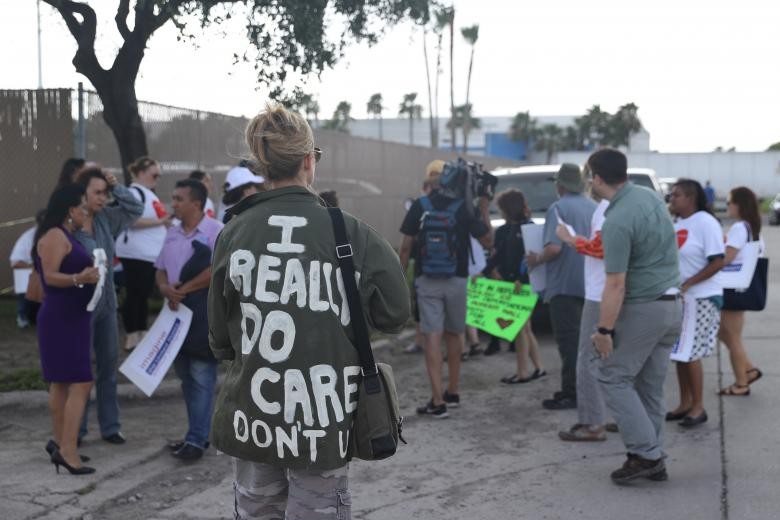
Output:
[747, 368, 763, 385]
[718, 384, 750, 396]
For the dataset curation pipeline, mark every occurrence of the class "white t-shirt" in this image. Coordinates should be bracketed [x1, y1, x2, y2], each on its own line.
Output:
[204, 197, 216, 219]
[726, 220, 765, 257]
[674, 211, 724, 298]
[584, 199, 609, 302]
[114, 183, 168, 263]
[10, 226, 36, 266]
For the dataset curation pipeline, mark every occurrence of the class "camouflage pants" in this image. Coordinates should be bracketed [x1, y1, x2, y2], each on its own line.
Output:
[233, 458, 351, 520]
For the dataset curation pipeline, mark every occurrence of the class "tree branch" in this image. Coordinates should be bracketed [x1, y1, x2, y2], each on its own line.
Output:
[42, 0, 96, 43]
[115, 0, 132, 40]
[42, 0, 107, 86]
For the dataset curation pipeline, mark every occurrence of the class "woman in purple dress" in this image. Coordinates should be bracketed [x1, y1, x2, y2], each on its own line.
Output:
[34, 184, 100, 475]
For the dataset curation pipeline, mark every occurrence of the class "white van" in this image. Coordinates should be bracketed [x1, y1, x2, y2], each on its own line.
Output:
[489, 164, 663, 227]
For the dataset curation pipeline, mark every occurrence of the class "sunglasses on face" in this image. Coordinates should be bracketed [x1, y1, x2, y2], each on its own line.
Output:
[313, 147, 322, 163]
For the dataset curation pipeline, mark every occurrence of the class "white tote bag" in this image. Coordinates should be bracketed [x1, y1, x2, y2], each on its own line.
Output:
[719, 224, 760, 290]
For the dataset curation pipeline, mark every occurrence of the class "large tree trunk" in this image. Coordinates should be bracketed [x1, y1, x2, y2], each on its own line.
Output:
[99, 82, 148, 185]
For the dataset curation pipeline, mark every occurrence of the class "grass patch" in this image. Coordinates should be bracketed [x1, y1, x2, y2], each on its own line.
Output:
[0, 368, 46, 392]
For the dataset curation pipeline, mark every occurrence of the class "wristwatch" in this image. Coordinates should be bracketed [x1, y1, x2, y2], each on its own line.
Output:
[596, 327, 615, 338]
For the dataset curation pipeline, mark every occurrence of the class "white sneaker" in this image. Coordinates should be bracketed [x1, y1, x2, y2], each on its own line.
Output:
[403, 342, 423, 354]
[123, 331, 139, 351]
[16, 316, 30, 329]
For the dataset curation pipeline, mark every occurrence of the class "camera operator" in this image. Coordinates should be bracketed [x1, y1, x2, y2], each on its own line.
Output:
[399, 159, 493, 418]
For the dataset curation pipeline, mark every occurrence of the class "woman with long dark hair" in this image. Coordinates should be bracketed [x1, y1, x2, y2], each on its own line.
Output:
[34, 184, 100, 474]
[718, 187, 766, 395]
[666, 179, 724, 427]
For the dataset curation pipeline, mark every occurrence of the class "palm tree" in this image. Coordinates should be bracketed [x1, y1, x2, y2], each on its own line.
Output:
[399, 93, 423, 145]
[534, 124, 564, 163]
[609, 102, 642, 149]
[509, 111, 537, 142]
[422, 28, 436, 148]
[323, 101, 352, 133]
[447, 104, 480, 151]
[509, 111, 537, 160]
[366, 93, 384, 139]
[299, 94, 320, 128]
[433, 7, 451, 149]
[574, 104, 611, 149]
[460, 24, 479, 154]
[446, 6, 456, 151]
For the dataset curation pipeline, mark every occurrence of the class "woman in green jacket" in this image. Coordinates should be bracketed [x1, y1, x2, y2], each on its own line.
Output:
[208, 103, 410, 520]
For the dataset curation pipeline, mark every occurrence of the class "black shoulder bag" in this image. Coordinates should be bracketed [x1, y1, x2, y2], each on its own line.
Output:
[326, 207, 405, 461]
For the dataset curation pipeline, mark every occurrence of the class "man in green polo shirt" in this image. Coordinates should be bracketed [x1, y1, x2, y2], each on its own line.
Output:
[587, 148, 682, 485]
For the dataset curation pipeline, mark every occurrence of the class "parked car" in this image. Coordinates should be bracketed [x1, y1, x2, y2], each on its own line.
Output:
[659, 177, 678, 200]
[489, 164, 664, 227]
[770, 193, 780, 226]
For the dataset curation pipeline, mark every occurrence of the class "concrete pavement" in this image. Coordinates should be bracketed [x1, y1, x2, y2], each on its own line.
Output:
[1, 227, 779, 520]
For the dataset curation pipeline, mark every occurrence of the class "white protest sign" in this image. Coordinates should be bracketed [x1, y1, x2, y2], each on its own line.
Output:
[718, 241, 760, 290]
[119, 302, 193, 396]
[13, 268, 32, 294]
[86, 248, 107, 312]
[521, 223, 546, 293]
[554, 207, 576, 238]
[670, 294, 697, 362]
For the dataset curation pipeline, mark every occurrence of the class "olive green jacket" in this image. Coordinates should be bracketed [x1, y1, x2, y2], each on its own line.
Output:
[208, 186, 410, 470]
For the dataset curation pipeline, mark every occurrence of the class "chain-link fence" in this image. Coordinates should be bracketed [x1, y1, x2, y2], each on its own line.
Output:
[0, 87, 250, 293]
[1, 87, 521, 293]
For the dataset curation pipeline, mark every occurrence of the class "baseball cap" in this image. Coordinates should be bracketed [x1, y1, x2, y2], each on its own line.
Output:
[224, 166, 264, 191]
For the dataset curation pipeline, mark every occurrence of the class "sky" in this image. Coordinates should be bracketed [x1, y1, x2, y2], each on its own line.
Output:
[3, 0, 780, 153]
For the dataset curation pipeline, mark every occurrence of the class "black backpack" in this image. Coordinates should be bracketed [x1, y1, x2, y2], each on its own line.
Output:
[417, 195, 463, 278]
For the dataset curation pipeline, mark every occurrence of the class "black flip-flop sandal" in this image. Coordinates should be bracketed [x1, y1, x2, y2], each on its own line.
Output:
[501, 374, 533, 384]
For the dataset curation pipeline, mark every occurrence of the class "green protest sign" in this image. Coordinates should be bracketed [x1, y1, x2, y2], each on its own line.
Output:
[466, 278, 538, 342]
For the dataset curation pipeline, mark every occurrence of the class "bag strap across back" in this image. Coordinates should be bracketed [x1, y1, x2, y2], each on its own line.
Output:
[327, 207, 382, 394]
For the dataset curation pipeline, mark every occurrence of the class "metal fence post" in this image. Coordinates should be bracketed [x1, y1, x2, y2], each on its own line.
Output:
[76, 82, 86, 159]
[196, 109, 202, 169]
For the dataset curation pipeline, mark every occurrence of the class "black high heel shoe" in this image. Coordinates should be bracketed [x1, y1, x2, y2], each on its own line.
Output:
[45, 439, 90, 462]
[51, 449, 96, 475]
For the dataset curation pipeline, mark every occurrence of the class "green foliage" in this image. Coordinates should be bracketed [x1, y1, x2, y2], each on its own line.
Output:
[367, 93, 384, 117]
[398, 93, 423, 119]
[534, 124, 565, 163]
[767, 142, 780, 151]
[323, 101, 353, 132]
[447, 103, 480, 130]
[0, 368, 46, 392]
[461, 24, 479, 45]
[509, 103, 644, 158]
[508, 111, 537, 143]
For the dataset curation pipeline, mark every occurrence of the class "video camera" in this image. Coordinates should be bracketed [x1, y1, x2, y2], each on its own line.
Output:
[438, 158, 498, 203]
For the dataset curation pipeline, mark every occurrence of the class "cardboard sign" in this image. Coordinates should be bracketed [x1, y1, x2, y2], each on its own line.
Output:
[119, 302, 193, 396]
[466, 278, 538, 342]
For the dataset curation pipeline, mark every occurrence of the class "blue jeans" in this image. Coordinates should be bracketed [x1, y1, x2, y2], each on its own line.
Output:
[80, 304, 121, 439]
[173, 354, 217, 449]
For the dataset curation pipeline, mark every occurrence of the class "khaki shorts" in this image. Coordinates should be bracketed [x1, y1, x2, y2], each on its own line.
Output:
[414, 275, 468, 334]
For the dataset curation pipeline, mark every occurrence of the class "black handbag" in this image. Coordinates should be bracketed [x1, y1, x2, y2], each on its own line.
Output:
[326, 207, 405, 461]
[723, 257, 769, 311]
